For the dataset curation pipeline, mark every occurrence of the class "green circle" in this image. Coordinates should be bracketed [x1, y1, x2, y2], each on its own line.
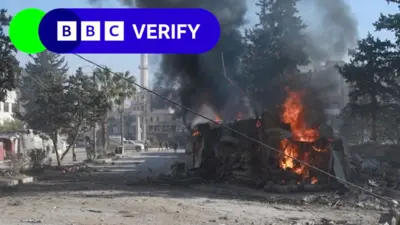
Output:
[9, 8, 46, 54]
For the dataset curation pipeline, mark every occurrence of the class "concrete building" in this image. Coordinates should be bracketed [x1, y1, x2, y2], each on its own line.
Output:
[0, 90, 18, 124]
[108, 93, 185, 145]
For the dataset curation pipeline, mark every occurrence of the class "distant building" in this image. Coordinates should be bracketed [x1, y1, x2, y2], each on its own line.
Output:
[108, 90, 185, 145]
[146, 108, 185, 143]
[107, 54, 186, 145]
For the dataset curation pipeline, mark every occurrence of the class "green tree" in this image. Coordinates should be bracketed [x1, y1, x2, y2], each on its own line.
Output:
[337, 34, 400, 141]
[373, 0, 400, 143]
[60, 67, 110, 160]
[0, 9, 19, 100]
[374, 0, 400, 44]
[376, 107, 400, 143]
[18, 51, 70, 167]
[114, 71, 136, 151]
[0, 119, 23, 132]
[339, 105, 368, 145]
[240, 0, 309, 111]
[93, 67, 120, 151]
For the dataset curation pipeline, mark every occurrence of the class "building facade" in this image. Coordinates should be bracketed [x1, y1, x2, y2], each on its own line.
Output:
[108, 91, 185, 145]
[0, 91, 18, 124]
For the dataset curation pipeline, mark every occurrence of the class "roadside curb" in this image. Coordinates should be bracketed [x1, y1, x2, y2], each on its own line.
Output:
[18, 176, 34, 184]
[93, 158, 112, 164]
[0, 176, 34, 187]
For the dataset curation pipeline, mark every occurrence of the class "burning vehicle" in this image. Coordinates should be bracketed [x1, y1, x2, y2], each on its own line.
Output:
[189, 88, 349, 192]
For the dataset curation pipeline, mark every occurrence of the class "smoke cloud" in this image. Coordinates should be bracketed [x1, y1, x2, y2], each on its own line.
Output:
[300, 0, 358, 63]
[88, 0, 358, 125]
[297, 0, 357, 109]
[113, 0, 249, 126]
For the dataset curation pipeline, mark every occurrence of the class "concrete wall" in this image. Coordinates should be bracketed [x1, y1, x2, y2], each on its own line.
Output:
[20, 130, 67, 154]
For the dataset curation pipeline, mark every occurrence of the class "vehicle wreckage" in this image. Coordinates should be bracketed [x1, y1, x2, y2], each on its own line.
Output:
[189, 91, 350, 192]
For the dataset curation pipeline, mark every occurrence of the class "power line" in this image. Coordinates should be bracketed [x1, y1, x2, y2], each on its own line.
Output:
[22, 72, 47, 89]
[74, 53, 395, 204]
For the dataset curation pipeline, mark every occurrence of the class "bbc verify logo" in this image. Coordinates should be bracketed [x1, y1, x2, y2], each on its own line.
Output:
[44, 8, 220, 53]
[57, 21, 124, 41]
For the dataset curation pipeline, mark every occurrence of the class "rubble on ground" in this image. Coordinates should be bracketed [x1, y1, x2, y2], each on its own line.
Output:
[60, 163, 94, 174]
[184, 112, 400, 214]
[338, 143, 400, 211]
[190, 114, 348, 190]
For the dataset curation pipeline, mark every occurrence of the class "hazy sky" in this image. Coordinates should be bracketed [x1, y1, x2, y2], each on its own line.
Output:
[4, 0, 399, 85]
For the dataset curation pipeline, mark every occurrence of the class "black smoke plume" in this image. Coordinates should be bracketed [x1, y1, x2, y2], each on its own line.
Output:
[106, 0, 248, 125]
[88, 0, 358, 125]
[297, 0, 357, 111]
[300, 0, 358, 62]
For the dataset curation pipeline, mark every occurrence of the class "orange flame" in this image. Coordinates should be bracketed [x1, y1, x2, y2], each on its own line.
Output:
[215, 115, 222, 123]
[192, 130, 200, 136]
[281, 89, 319, 142]
[280, 139, 310, 176]
[236, 112, 243, 120]
[279, 88, 326, 184]
[311, 177, 318, 184]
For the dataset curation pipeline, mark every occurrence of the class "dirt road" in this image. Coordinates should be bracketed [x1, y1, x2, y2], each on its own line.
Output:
[0, 151, 382, 225]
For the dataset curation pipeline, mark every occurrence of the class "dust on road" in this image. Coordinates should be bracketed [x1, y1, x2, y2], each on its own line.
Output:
[0, 151, 381, 225]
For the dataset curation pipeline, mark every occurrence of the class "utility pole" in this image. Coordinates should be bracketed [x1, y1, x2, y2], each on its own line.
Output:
[139, 54, 149, 142]
[92, 72, 97, 157]
[120, 104, 124, 155]
[143, 94, 147, 142]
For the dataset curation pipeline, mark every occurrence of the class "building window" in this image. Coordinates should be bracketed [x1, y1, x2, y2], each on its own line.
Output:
[4, 102, 9, 112]
[150, 117, 153, 122]
[11, 103, 16, 113]
[156, 116, 159, 122]
[141, 105, 144, 110]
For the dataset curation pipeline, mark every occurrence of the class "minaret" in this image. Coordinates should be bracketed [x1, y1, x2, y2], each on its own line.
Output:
[136, 54, 149, 141]
[140, 54, 149, 89]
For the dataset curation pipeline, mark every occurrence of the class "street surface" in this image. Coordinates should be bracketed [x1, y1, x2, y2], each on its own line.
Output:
[0, 149, 381, 225]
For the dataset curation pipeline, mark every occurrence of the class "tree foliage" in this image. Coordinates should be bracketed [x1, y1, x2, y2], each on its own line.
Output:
[0, 119, 23, 132]
[113, 71, 136, 145]
[338, 0, 400, 143]
[338, 35, 400, 141]
[114, 71, 136, 110]
[60, 67, 110, 160]
[18, 51, 69, 166]
[0, 9, 19, 101]
[19, 52, 109, 165]
[240, 0, 309, 111]
[374, 0, 400, 44]
[93, 67, 135, 151]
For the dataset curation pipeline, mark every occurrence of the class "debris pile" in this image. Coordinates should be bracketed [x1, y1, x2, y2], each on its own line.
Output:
[60, 163, 94, 174]
[345, 143, 400, 207]
[349, 143, 400, 187]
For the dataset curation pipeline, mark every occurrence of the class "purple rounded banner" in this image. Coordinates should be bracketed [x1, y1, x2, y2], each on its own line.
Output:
[39, 8, 221, 54]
